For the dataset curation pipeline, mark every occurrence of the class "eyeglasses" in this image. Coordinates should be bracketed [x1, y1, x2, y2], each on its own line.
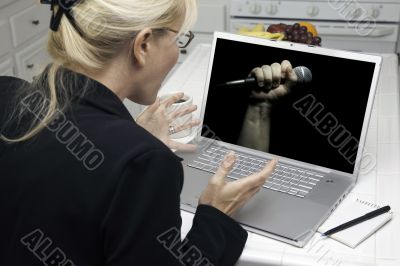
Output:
[155, 28, 195, 49]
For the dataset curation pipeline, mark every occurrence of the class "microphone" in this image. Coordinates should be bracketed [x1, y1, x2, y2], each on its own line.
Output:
[223, 66, 312, 89]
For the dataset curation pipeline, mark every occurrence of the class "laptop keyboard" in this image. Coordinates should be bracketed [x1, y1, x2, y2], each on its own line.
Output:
[187, 145, 325, 198]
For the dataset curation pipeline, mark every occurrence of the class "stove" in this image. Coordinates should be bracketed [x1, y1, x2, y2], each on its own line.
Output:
[229, 0, 400, 53]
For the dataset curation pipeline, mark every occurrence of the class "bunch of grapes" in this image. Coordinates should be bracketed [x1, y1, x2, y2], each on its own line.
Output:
[284, 23, 321, 46]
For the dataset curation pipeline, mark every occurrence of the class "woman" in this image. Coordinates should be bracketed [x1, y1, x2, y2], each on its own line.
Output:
[0, 0, 281, 265]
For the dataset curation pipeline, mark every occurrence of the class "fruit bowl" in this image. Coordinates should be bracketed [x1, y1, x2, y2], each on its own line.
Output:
[238, 22, 322, 46]
[238, 24, 285, 40]
[268, 22, 322, 45]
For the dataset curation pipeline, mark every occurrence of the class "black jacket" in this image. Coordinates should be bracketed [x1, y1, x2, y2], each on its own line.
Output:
[0, 73, 247, 266]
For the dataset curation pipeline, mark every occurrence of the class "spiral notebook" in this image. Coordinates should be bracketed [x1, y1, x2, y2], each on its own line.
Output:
[318, 197, 393, 248]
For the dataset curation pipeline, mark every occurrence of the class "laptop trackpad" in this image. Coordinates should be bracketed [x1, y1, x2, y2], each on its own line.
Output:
[232, 190, 327, 241]
[181, 164, 327, 241]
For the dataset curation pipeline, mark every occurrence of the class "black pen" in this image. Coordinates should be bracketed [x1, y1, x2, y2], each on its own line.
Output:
[322, 205, 391, 236]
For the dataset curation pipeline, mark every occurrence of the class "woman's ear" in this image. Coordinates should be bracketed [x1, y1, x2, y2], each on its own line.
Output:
[132, 28, 153, 67]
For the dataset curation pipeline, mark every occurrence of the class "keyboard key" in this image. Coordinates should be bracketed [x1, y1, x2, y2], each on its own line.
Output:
[263, 182, 272, 189]
[297, 191, 308, 197]
[290, 187, 309, 194]
[279, 185, 290, 193]
[299, 177, 309, 184]
[298, 184, 313, 190]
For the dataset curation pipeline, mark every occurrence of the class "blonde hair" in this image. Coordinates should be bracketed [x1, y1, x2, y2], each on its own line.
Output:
[1, 0, 197, 143]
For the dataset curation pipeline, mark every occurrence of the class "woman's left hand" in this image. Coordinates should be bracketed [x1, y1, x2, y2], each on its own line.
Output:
[136, 92, 200, 152]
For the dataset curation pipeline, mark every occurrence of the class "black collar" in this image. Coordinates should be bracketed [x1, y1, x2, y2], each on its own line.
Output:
[70, 70, 135, 122]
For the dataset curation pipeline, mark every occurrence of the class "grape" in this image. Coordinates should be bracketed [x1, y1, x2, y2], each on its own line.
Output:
[282, 23, 322, 45]
[312, 36, 322, 44]
[300, 35, 307, 43]
[283, 33, 289, 40]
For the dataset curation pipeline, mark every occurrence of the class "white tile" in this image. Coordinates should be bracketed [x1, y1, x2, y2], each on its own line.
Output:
[239, 232, 285, 266]
[378, 117, 400, 144]
[376, 174, 400, 212]
[245, 232, 286, 251]
[378, 75, 399, 95]
[378, 93, 399, 117]
[238, 251, 282, 266]
[369, 108, 378, 129]
[377, 143, 400, 174]
[376, 259, 400, 266]
[380, 55, 399, 79]
[358, 145, 377, 177]
[365, 125, 378, 147]
[283, 237, 376, 266]
[376, 54, 399, 95]
[376, 212, 400, 260]
[353, 169, 376, 195]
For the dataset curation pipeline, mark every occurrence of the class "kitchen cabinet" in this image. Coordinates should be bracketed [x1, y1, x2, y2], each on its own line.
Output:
[0, 57, 14, 76]
[0, 0, 50, 81]
[178, 0, 228, 63]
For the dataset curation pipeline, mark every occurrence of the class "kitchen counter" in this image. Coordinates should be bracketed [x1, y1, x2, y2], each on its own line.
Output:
[159, 44, 400, 266]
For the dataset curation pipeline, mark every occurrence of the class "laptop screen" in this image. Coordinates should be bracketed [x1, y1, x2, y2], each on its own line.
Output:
[201, 38, 377, 174]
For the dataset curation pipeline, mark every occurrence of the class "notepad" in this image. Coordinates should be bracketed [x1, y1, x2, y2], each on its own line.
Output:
[318, 197, 393, 248]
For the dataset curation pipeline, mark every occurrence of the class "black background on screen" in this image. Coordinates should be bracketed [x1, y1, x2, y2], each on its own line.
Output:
[202, 38, 376, 174]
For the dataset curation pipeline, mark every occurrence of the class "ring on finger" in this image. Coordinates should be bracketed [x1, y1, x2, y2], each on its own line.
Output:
[168, 125, 176, 135]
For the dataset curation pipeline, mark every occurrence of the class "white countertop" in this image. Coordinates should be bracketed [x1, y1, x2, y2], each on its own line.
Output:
[159, 44, 400, 266]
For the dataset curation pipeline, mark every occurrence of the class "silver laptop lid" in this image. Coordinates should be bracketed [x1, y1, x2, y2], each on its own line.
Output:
[198, 31, 382, 178]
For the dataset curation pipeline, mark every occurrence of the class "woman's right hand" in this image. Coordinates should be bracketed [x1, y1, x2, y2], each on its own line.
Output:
[199, 151, 277, 216]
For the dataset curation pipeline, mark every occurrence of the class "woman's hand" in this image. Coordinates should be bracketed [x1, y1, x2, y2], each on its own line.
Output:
[249, 60, 298, 102]
[136, 92, 201, 151]
[199, 151, 277, 216]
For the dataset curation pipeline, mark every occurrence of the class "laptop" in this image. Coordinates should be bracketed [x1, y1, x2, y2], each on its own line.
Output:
[176, 32, 382, 247]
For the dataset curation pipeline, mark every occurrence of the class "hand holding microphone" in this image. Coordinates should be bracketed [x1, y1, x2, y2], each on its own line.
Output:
[224, 60, 312, 102]
[235, 61, 311, 152]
